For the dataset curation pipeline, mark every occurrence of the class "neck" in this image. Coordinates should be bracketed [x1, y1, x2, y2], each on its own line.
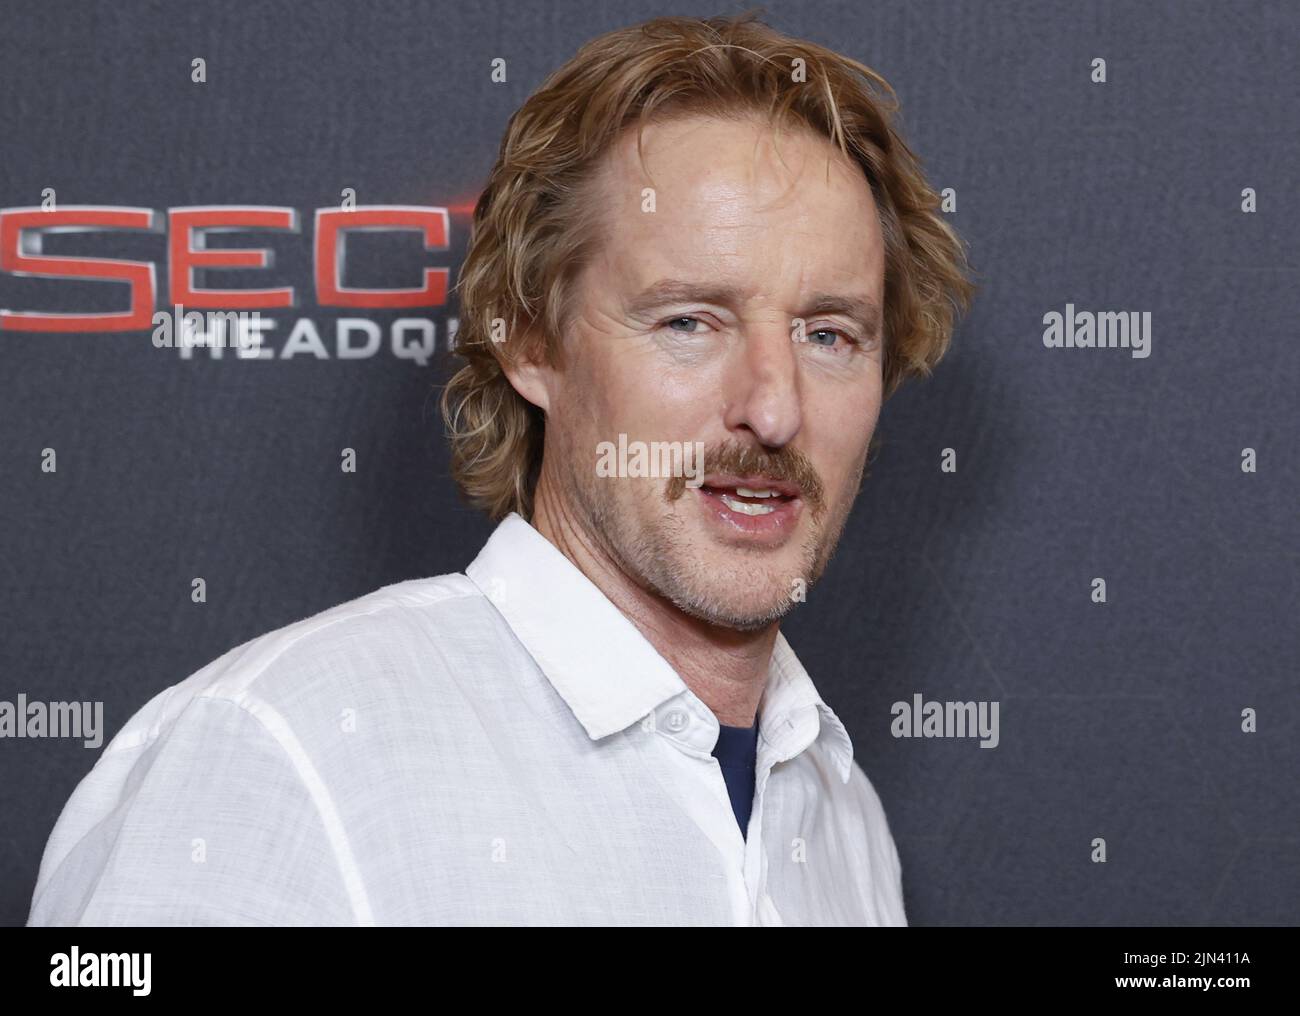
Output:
[530, 480, 775, 728]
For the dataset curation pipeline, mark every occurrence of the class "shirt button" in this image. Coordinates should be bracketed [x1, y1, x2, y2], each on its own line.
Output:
[664, 709, 689, 733]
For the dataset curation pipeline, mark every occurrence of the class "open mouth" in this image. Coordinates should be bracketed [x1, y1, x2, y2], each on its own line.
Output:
[694, 478, 803, 539]
[699, 484, 795, 516]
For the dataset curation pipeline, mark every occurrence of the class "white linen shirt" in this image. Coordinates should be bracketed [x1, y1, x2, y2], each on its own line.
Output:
[28, 512, 906, 926]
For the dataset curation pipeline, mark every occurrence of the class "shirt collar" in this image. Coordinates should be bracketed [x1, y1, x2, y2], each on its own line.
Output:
[465, 512, 855, 783]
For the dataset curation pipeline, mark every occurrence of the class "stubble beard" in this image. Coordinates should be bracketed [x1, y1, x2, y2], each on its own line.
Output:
[561, 443, 866, 634]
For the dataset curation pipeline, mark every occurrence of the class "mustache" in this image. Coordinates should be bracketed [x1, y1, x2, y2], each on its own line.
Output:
[665, 440, 825, 514]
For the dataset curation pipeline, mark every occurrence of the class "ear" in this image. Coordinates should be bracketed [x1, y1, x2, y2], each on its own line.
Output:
[500, 336, 556, 414]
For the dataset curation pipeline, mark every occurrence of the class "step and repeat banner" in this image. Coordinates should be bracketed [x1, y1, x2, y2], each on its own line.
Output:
[1, 0, 1296, 928]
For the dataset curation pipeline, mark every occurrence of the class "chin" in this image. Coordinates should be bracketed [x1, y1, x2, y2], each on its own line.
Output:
[612, 497, 817, 630]
[670, 585, 797, 632]
[660, 548, 808, 630]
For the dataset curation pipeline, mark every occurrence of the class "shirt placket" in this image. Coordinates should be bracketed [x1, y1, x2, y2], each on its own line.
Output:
[650, 693, 758, 926]
[749, 705, 823, 926]
[746, 749, 782, 926]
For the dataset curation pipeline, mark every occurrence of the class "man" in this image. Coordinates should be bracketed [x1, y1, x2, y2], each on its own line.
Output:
[29, 12, 973, 926]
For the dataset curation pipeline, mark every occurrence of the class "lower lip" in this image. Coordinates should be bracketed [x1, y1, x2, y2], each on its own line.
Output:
[693, 486, 803, 542]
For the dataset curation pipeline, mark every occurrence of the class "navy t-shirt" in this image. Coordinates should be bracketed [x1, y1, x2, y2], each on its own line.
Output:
[712, 722, 760, 839]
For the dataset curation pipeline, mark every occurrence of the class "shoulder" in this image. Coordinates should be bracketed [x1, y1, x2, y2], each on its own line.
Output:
[842, 758, 908, 925]
[29, 571, 499, 925]
[844, 757, 891, 826]
[100, 572, 490, 758]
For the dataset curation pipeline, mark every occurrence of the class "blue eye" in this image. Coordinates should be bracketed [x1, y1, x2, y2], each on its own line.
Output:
[665, 316, 702, 333]
[807, 328, 858, 350]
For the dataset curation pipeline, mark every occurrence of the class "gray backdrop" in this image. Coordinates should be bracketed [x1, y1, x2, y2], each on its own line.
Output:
[1, 0, 1296, 926]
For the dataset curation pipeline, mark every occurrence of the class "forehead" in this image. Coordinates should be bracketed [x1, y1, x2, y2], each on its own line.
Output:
[584, 111, 885, 296]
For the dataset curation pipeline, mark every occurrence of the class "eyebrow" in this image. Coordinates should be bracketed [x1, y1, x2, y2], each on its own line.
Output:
[624, 278, 882, 337]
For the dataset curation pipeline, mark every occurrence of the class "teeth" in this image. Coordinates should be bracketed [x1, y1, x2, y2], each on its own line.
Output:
[735, 487, 775, 498]
[719, 492, 777, 516]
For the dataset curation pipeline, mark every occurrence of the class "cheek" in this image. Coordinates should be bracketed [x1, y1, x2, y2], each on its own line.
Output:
[560, 346, 693, 442]
[615, 358, 711, 435]
[813, 382, 882, 486]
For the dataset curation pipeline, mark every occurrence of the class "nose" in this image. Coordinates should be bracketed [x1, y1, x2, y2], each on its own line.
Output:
[720, 317, 803, 448]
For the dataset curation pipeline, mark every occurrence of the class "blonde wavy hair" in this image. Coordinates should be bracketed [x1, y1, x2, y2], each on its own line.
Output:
[441, 10, 977, 522]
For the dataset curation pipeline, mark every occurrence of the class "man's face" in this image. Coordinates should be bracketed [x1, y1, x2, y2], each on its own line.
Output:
[527, 112, 886, 631]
